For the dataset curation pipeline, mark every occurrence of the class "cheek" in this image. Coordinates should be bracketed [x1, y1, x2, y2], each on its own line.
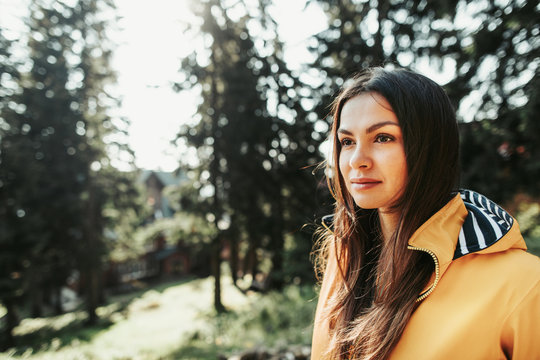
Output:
[338, 152, 350, 176]
[394, 153, 408, 187]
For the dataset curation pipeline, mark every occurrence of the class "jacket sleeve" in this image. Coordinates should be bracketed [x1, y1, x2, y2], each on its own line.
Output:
[500, 277, 540, 359]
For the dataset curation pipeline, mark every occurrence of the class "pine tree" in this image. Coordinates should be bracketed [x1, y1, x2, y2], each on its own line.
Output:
[174, 0, 326, 305]
[308, 0, 539, 203]
[0, 27, 30, 350]
[0, 0, 136, 343]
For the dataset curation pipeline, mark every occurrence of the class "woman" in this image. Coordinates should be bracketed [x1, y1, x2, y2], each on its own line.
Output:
[311, 67, 540, 359]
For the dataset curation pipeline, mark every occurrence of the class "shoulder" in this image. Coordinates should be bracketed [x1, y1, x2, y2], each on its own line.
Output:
[481, 249, 540, 281]
[500, 249, 540, 299]
[498, 253, 540, 358]
[448, 249, 540, 310]
[457, 248, 540, 283]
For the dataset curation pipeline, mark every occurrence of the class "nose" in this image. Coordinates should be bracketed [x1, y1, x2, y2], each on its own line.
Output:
[349, 143, 372, 169]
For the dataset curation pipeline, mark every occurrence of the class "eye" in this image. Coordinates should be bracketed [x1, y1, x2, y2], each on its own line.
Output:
[375, 134, 394, 143]
[340, 138, 354, 147]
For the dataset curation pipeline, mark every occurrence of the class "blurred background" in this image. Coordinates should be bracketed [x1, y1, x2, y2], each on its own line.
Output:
[0, 0, 538, 359]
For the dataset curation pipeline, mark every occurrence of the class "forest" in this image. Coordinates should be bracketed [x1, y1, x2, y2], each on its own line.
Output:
[0, 0, 539, 358]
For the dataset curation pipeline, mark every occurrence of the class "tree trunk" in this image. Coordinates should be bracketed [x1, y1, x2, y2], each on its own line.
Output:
[54, 285, 63, 315]
[243, 243, 258, 280]
[245, 213, 260, 281]
[211, 235, 225, 313]
[29, 268, 43, 318]
[228, 233, 239, 285]
[268, 190, 285, 290]
[86, 267, 99, 324]
[83, 183, 101, 325]
[1, 298, 19, 351]
[208, 41, 225, 313]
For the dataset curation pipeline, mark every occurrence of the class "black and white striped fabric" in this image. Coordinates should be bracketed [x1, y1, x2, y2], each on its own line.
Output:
[454, 190, 514, 260]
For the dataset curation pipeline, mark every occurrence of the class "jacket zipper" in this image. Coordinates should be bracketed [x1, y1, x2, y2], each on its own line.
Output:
[407, 245, 440, 302]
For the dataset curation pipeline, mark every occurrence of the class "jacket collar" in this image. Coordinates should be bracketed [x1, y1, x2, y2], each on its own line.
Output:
[408, 193, 466, 280]
[408, 190, 527, 283]
[321, 190, 527, 292]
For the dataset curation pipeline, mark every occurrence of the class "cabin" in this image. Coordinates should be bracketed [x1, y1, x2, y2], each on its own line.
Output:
[139, 170, 185, 220]
[105, 170, 198, 290]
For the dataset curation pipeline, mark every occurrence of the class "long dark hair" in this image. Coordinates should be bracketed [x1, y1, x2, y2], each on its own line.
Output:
[316, 67, 459, 359]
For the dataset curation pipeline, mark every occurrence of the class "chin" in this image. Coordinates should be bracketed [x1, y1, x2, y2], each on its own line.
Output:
[352, 195, 396, 210]
[352, 199, 382, 210]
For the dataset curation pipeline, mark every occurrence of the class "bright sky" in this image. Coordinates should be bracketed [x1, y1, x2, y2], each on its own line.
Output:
[111, 0, 195, 172]
[1, 0, 456, 172]
[0, 0, 327, 172]
[111, 0, 460, 171]
[112, 0, 327, 171]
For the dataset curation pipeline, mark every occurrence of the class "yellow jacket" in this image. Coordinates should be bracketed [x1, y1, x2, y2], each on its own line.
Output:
[312, 190, 540, 359]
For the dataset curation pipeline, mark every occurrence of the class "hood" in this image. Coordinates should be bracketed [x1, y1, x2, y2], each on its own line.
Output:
[407, 190, 527, 293]
[453, 189, 524, 259]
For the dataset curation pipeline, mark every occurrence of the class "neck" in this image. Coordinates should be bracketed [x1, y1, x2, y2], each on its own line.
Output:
[378, 208, 402, 243]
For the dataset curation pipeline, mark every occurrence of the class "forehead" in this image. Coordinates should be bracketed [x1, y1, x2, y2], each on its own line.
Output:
[339, 93, 398, 128]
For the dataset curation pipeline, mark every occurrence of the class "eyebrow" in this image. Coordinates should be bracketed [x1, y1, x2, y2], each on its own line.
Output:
[337, 121, 400, 135]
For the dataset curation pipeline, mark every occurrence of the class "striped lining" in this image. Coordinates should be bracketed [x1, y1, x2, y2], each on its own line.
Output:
[454, 190, 514, 260]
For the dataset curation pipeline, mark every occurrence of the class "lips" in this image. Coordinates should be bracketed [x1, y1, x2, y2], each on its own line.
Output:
[350, 178, 381, 190]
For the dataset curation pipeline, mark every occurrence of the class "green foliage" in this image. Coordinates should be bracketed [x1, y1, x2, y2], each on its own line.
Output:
[170, 284, 317, 359]
[516, 202, 540, 238]
[0, 27, 30, 330]
[174, 0, 329, 297]
[309, 0, 539, 203]
[133, 211, 217, 263]
[516, 202, 540, 256]
[7, 312, 113, 357]
[0, 0, 141, 346]
[102, 171, 148, 262]
[2, 0, 536, 354]
[0, 277, 242, 360]
[525, 236, 540, 257]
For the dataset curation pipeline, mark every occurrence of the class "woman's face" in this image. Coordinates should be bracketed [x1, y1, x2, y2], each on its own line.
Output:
[337, 92, 408, 213]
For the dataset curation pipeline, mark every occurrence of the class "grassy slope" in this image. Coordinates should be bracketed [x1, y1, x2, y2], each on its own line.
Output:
[1, 276, 254, 360]
[2, 238, 538, 360]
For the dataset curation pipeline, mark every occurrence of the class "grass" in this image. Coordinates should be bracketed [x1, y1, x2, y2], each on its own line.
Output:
[168, 284, 318, 359]
[5, 236, 537, 359]
[2, 233, 538, 360]
[0, 276, 318, 360]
